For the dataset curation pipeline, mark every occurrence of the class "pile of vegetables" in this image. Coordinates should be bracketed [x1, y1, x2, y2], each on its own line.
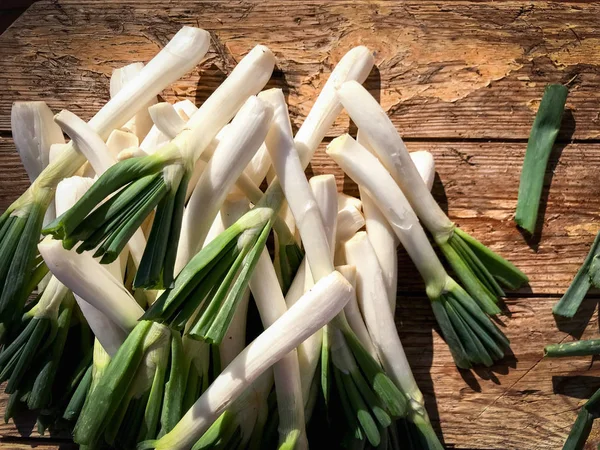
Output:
[0, 25, 533, 449]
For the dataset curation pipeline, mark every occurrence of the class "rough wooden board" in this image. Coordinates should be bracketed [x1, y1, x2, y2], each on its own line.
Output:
[2, 1, 600, 449]
[2, 1, 600, 139]
[395, 296, 600, 450]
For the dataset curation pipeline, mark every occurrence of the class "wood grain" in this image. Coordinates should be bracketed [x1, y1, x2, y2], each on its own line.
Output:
[2, 1, 600, 449]
[1, 1, 600, 139]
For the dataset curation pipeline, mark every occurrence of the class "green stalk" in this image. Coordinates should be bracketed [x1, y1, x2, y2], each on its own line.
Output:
[328, 134, 511, 369]
[27, 293, 75, 410]
[515, 84, 568, 233]
[337, 81, 528, 314]
[74, 321, 172, 446]
[63, 365, 93, 422]
[553, 230, 600, 318]
[141, 195, 280, 343]
[0, 188, 53, 322]
[544, 339, 600, 358]
[563, 387, 600, 450]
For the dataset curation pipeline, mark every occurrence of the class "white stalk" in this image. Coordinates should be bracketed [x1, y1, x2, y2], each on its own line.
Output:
[243, 143, 271, 186]
[356, 130, 398, 311]
[333, 205, 365, 266]
[293, 46, 374, 168]
[55, 110, 117, 174]
[308, 175, 338, 261]
[249, 249, 307, 449]
[38, 236, 144, 333]
[335, 205, 365, 244]
[336, 264, 378, 359]
[153, 271, 352, 450]
[12, 101, 65, 225]
[175, 45, 275, 164]
[327, 135, 448, 298]
[261, 89, 333, 281]
[148, 102, 187, 138]
[89, 27, 210, 140]
[218, 197, 251, 369]
[344, 232, 423, 408]
[11, 101, 65, 183]
[337, 81, 453, 239]
[289, 175, 338, 407]
[141, 100, 198, 155]
[411, 150, 436, 191]
[337, 192, 362, 212]
[54, 109, 147, 270]
[175, 96, 274, 272]
[54, 176, 133, 355]
[110, 62, 157, 141]
[117, 147, 148, 161]
[77, 300, 127, 356]
[358, 132, 436, 310]
[106, 129, 139, 160]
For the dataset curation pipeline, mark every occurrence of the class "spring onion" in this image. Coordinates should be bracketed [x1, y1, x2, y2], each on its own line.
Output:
[0, 26, 210, 327]
[515, 84, 568, 234]
[0, 173, 94, 427]
[544, 339, 600, 358]
[44, 45, 275, 290]
[345, 231, 443, 449]
[263, 89, 407, 446]
[139, 270, 353, 450]
[327, 134, 510, 369]
[337, 80, 528, 316]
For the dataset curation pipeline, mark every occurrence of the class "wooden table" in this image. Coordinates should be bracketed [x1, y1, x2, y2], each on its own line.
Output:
[1, 1, 600, 448]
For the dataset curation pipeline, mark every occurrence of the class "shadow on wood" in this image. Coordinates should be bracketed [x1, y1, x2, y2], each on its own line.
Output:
[552, 375, 600, 400]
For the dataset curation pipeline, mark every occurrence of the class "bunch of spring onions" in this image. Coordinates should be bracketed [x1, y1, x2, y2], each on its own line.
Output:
[0, 24, 529, 450]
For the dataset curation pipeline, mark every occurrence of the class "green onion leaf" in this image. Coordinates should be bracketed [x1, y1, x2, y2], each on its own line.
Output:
[554, 230, 600, 318]
[515, 84, 568, 234]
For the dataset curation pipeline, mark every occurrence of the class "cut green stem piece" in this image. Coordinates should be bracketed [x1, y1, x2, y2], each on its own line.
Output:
[544, 339, 600, 358]
[515, 84, 569, 234]
[553, 230, 600, 318]
[337, 80, 528, 314]
[562, 387, 600, 450]
[327, 134, 511, 369]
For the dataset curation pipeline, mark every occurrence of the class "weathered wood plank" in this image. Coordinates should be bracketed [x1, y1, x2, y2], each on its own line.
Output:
[395, 295, 600, 450]
[1, 1, 600, 139]
[2, 136, 600, 296]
